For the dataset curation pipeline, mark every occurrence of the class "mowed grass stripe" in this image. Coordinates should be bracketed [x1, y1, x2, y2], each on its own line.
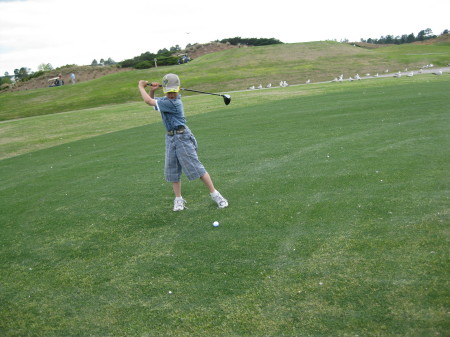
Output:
[0, 76, 449, 336]
[0, 93, 229, 160]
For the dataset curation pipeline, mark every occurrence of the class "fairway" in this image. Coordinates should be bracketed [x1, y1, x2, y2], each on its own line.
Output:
[1, 75, 449, 336]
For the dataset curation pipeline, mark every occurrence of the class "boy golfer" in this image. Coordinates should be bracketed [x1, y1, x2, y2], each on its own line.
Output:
[138, 74, 228, 211]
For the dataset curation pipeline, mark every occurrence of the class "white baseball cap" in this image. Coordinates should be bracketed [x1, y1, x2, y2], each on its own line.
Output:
[162, 73, 180, 93]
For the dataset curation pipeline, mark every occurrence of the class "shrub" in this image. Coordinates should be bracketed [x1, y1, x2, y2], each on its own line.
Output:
[156, 56, 178, 66]
[135, 61, 153, 69]
[0, 83, 11, 91]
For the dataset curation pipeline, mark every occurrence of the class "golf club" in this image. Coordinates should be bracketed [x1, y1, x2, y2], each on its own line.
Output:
[147, 82, 231, 105]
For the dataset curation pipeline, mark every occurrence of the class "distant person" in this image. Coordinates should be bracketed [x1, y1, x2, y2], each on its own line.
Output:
[49, 74, 64, 87]
[138, 73, 229, 211]
[56, 73, 64, 86]
[70, 73, 76, 84]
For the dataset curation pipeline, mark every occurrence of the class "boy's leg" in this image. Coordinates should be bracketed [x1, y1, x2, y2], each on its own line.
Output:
[200, 173, 215, 193]
[172, 181, 182, 198]
[172, 181, 181, 198]
[172, 181, 186, 211]
[201, 173, 229, 208]
[172, 131, 228, 208]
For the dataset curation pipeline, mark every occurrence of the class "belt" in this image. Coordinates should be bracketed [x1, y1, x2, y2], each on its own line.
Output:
[167, 126, 185, 136]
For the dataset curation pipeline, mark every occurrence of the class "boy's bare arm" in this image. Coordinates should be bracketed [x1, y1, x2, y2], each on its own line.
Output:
[138, 80, 159, 106]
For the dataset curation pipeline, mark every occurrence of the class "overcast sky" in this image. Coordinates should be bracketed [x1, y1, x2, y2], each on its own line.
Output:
[0, 0, 449, 74]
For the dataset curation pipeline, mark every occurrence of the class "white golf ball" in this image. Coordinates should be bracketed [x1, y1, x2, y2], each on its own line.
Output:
[213, 221, 219, 227]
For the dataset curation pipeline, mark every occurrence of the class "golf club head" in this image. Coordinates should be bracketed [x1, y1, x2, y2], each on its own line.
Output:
[223, 94, 231, 105]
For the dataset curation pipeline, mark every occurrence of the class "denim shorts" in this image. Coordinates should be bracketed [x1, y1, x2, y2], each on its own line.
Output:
[164, 127, 206, 182]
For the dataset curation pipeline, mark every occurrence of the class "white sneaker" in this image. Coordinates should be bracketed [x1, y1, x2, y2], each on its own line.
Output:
[173, 198, 187, 211]
[211, 192, 228, 208]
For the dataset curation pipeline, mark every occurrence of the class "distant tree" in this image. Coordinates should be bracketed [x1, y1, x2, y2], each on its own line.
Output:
[417, 28, 436, 41]
[384, 35, 394, 44]
[442, 29, 449, 35]
[38, 63, 53, 71]
[156, 56, 178, 66]
[0, 71, 12, 86]
[14, 67, 30, 80]
[99, 58, 105, 65]
[119, 50, 167, 68]
[0, 76, 12, 85]
[119, 37, 281, 69]
[28, 70, 45, 80]
[417, 30, 426, 41]
[406, 33, 415, 43]
[0, 73, 13, 86]
[120, 58, 135, 68]
[397, 35, 406, 44]
[424, 28, 436, 39]
[91, 59, 98, 66]
[104, 57, 116, 65]
[219, 37, 283, 46]
[360, 28, 441, 45]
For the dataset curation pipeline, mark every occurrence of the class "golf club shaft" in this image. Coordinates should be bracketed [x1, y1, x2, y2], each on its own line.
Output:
[147, 82, 223, 97]
[180, 88, 223, 97]
[145, 81, 230, 105]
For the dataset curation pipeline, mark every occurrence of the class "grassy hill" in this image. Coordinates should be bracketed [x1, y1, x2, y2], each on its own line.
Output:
[1, 39, 449, 121]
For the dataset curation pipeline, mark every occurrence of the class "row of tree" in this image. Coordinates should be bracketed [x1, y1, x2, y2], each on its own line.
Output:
[118, 47, 181, 69]
[360, 28, 448, 45]
[91, 58, 117, 66]
[118, 38, 283, 70]
[1, 67, 45, 86]
[217, 37, 283, 46]
[0, 58, 118, 87]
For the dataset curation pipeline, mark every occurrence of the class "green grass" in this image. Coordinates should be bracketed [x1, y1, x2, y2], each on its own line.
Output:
[0, 95, 225, 160]
[375, 41, 450, 65]
[1, 75, 449, 336]
[1, 40, 449, 121]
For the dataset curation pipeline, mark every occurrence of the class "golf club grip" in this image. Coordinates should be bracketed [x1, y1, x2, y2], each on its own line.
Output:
[147, 82, 162, 87]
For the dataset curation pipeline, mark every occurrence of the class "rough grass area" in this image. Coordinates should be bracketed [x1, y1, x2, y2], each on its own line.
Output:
[1, 75, 449, 336]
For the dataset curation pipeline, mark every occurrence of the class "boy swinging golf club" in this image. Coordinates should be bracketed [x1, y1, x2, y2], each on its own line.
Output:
[138, 74, 228, 211]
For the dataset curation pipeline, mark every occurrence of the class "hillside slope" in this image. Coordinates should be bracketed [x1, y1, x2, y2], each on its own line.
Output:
[1, 40, 449, 121]
[6, 42, 240, 93]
